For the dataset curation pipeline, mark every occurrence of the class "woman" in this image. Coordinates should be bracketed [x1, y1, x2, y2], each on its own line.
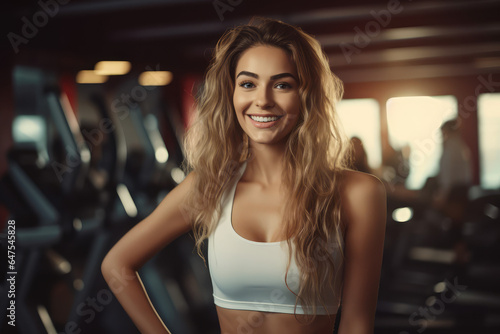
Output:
[101, 17, 386, 334]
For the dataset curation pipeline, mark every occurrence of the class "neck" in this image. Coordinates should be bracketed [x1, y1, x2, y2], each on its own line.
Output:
[245, 141, 286, 187]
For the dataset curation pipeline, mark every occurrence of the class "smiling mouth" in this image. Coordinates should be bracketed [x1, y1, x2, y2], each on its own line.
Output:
[248, 115, 284, 123]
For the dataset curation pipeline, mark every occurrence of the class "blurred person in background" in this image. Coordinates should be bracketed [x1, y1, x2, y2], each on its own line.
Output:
[349, 136, 371, 174]
[433, 119, 473, 266]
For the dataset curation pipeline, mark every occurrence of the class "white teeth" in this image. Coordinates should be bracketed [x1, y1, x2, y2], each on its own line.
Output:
[249, 115, 280, 122]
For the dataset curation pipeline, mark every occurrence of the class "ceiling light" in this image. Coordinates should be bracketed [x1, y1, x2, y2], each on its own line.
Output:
[139, 71, 173, 86]
[76, 70, 108, 84]
[94, 61, 131, 75]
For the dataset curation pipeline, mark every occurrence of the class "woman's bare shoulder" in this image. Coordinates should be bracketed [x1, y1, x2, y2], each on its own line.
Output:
[337, 169, 387, 228]
[339, 169, 385, 193]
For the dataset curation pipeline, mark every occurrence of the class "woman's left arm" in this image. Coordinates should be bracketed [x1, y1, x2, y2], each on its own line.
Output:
[337, 171, 387, 334]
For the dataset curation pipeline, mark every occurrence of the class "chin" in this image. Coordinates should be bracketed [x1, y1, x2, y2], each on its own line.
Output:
[249, 136, 287, 146]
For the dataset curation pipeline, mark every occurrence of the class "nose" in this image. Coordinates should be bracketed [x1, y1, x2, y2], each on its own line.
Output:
[255, 85, 274, 109]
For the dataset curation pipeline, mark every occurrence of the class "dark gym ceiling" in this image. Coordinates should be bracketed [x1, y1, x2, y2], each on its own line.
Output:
[3, 0, 500, 82]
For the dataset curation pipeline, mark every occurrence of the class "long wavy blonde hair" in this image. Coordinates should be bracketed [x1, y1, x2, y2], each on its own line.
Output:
[181, 17, 351, 323]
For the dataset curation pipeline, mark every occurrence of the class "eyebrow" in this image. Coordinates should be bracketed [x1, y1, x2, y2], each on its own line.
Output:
[236, 71, 297, 81]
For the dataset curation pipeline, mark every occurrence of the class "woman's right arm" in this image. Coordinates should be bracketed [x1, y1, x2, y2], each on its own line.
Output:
[101, 171, 197, 333]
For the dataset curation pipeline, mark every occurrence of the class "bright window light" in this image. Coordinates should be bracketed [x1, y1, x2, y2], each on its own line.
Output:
[386, 95, 457, 189]
[337, 98, 381, 169]
[12, 115, 49, 166]
[13, 115, 45, 143]
[478, 93, 500, 189]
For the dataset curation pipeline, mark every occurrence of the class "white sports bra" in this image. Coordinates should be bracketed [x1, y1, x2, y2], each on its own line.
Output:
[208, 160, 344, 314]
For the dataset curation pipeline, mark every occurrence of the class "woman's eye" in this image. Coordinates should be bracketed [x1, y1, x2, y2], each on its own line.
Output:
[239, 81, 255, 89]
[275, 82, 292, 89]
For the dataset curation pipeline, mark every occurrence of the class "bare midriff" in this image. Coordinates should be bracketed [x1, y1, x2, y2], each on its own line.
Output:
[216, 305, 336, 334]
